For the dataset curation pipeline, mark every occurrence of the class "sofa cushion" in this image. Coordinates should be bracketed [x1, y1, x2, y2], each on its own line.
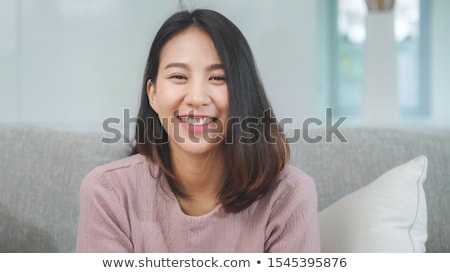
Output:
[290, 127, 450, 253]
[318, 156, 428, 252]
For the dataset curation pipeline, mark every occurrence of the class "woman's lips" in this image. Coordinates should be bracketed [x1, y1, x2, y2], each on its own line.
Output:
[178, 116, 218, 133]
[178, 116, 214, 125]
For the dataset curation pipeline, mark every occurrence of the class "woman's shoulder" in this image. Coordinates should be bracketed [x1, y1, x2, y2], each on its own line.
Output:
[279, 164, 315, 189]
[80, 153, 157, 193]
[85, 153, 153, 176]
[268, 164, 317, 205]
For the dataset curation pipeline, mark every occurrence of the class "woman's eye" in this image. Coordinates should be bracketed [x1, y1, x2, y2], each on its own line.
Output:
[170, 75, 187, 80]
[210, 76, 226, 81]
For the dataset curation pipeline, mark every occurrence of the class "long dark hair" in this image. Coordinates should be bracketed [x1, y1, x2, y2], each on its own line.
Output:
[133, 9, 289, 213]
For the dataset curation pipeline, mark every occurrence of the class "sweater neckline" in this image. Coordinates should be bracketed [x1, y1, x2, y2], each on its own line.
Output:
[158, 172, 223, 220]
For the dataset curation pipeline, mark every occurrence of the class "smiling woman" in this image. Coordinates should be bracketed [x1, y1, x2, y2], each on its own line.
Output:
[76, 9, 320, 253]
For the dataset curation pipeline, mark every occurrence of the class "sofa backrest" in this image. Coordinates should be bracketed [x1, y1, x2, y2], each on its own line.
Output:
[0, 126, 130, 252]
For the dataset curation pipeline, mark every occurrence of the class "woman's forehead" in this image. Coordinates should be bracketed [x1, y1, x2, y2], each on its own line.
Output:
[159, 27, 222, 68]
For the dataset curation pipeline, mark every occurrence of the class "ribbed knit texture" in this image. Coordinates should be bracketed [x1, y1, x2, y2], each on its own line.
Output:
[76, 154, 320, 252]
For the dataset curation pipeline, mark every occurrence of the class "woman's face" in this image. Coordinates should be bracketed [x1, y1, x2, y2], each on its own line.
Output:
[148, 27, 229, 157]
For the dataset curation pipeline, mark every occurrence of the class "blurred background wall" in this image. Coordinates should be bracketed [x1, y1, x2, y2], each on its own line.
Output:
[0, 0, 448, 134]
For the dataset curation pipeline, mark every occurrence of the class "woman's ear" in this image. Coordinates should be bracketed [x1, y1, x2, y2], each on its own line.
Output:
[147, 79, 158, 113]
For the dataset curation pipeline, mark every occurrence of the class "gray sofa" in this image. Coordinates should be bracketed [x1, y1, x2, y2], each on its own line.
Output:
[0, 125, 449, 252]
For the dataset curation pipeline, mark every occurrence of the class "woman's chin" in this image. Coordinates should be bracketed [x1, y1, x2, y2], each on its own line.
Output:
[170, 138, 224, 156]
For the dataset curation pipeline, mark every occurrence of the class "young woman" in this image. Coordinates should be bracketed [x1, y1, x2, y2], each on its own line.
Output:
[76, 9, 320, 252]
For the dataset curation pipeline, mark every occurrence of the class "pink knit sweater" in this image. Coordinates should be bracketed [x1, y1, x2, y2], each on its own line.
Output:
[76, 154, 320, 252]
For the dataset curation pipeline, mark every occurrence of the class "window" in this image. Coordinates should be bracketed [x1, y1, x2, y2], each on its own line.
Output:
[327, 0, 430, 122]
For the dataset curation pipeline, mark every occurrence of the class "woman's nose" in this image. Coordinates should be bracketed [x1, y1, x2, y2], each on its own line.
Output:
[184, 79, 211, 107]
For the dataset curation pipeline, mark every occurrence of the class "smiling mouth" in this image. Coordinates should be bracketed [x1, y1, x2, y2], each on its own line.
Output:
[178, 116, 217, 125]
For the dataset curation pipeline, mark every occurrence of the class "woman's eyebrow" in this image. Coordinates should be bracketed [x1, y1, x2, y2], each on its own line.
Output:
[164, 62, 188, 70]
[207, 63, 224, 71]
[164, 63, 223, 71]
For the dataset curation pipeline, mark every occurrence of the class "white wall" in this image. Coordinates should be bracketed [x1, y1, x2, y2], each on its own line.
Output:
[0, 0, 18, 123]
[0, 0, 319, 132]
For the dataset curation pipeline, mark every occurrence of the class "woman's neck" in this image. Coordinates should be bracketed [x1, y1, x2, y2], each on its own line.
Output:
[170, 146, 227, 215]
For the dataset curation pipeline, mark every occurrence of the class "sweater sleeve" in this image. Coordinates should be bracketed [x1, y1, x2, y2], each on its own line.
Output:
[76, 167, 133, 252]
[264, 169, 321, 253]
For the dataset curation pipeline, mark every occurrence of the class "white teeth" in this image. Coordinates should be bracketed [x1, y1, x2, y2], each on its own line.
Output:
[179, 117, 214, 125]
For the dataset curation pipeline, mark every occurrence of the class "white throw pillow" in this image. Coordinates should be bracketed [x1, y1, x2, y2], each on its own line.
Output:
[319, 155, 428, 252]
